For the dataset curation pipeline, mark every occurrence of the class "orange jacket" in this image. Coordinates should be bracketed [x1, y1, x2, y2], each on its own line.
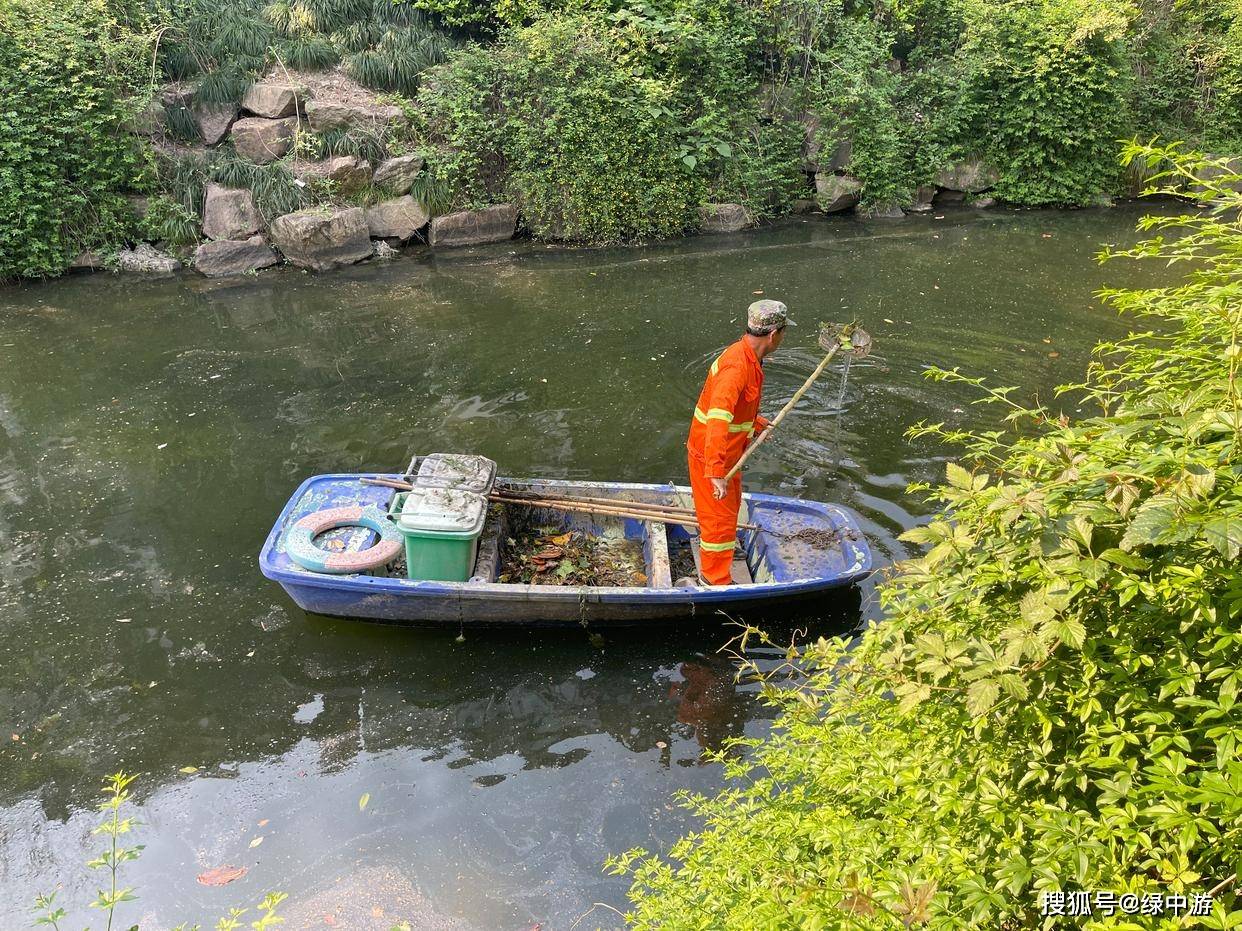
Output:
[687, 339, 771, 479]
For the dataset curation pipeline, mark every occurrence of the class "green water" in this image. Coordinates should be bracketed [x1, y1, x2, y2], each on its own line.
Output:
[0, 205, 1170, 928]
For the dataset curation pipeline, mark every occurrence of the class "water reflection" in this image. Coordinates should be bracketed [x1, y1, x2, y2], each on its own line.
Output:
[0, 204, 1175, 927]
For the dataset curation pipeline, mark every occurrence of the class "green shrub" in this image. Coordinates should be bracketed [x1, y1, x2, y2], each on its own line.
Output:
[502, 15, 702, 241]
[710, 116, 806, 218]
[140, 195, 200, 246]
[0, 0, 148, 279]
[611, 145, 1242, 928]
[963, 0, 1134, 205]
[811, 16, 916, 209]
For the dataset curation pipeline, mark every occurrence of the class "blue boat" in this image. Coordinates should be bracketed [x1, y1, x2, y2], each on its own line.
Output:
[259, 473, 872, 626]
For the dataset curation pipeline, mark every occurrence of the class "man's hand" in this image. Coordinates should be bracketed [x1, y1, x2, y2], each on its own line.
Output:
[710, 477, 728, 500]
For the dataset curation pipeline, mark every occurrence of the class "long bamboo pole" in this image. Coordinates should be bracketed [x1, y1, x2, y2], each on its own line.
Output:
[723, 327, 851, 482]
[363, 477, 700, 518]
[490, 494, 705, 527]
[496, 487, 698, 516]
[359, 477, 758, 530]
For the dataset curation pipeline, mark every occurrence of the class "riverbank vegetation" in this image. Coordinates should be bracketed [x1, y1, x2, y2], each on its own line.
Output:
[2, 0, 1241, 278]
[609, 144, 1242, 928]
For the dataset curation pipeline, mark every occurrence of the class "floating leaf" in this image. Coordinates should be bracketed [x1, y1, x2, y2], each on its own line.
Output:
[197, 865, 247, 886]
[359, 792, 370, 812]
[249, 836, 264, 848]
[179, 766, 198, 774]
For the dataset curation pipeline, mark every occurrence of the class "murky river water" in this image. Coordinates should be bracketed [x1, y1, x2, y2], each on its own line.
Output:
[0, 205, 1172, 928]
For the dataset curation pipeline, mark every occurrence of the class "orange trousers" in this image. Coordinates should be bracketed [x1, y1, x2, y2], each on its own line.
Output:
[688, 451, 742, 585]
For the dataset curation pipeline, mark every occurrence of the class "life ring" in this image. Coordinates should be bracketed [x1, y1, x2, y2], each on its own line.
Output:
[285, 505, 403, 574]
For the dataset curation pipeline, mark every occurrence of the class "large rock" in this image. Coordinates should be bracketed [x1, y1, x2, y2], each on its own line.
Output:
[295, 156, 373, 194]
[800, 115, 852, 173]
[202, 184, 261, 240]
[1190, 154, 1242, 199]
[306, 100, 404, 133]
[934, 157, 1000, 193]
[800, 113, 821, 170]
[824, 139, 852, 173]
[193, 235, 279, 277]
[126, 194, 151, 221]
[68, 250, 105, 271]
[698, 203, 750, 233]
[242, 83, 302, 119]
[814, 174, 863, 213]
[372, 154, 424, 194]
[115, 243, 180, 274]
[860, 202, 905, 219]
[910, 185, 936, 213]
[125, 96, 165, 135]
[269, 207, 373, 271]
[193, 102, 238, 146]
[230, 117, 297, 165]
[428, 205, 518, 248]
[365, 196, 430, 241]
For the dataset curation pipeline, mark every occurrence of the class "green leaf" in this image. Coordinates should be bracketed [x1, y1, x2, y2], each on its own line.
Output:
[1019, 589, 1054, 624]
[1099, 548, 1147, 569]
[898, 525, 936, 545]
[359, 792, 370, 812]
[966, 678, 1000, 715]
[1119, 496, 1177, 550]
[1050, 616, 1086, 649]
[945, 462, 974, 490]
[1202, 515, 1242, 559]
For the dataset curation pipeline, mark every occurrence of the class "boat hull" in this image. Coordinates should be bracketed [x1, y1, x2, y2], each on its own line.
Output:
[259, 474, 872, 627]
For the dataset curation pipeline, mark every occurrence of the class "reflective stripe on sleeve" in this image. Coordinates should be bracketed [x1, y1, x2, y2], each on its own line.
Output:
[694, 406, 735, 424]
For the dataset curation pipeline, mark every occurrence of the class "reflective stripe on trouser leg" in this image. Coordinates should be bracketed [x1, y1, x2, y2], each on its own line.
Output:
[688, 451, 742, 586]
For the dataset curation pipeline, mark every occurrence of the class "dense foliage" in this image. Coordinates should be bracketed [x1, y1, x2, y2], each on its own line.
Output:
[610, 145, 1242, 927]
[414, 0, 1241, 224]
[3, 0, 1242, 269]
[416, 6, 773, 240]
[0, 0, 148, 279]
[959, 0, 1132, 206]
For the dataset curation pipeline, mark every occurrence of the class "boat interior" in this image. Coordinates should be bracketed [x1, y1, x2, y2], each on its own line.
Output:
[282, 474, 863, 589]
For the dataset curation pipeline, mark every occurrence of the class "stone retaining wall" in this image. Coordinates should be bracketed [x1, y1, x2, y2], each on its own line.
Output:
[93, 72, 1228, 278]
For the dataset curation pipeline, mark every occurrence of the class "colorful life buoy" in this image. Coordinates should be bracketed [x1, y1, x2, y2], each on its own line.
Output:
[285, 505, 403, 575]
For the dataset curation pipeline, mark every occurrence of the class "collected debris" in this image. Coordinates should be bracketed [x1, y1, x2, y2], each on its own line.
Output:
[669, 537, 698, 581]
[499, 520, 647, 586]
[784, 527, 860, 548]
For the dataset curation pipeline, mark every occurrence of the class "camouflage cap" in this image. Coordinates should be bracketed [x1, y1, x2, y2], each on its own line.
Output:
[746, 299, 796, 333]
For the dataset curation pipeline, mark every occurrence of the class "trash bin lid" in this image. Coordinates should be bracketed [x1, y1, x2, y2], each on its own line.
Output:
[398, 487, 488, 535]
[415, 453, 497, 494]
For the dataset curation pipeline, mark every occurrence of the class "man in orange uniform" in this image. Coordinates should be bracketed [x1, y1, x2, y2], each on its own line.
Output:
[686, 300, 793, 585]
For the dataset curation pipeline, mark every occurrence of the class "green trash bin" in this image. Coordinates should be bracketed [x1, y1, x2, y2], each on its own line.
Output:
[389, 487, 488, 582]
